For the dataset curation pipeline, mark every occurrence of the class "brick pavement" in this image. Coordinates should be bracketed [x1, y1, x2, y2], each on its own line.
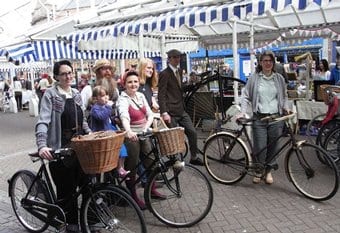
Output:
[1, 111, 340, 232]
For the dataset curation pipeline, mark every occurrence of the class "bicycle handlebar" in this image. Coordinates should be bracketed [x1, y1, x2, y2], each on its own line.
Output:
[261, 113, 296, 122]
[28, 148, 75, 160]
[236, 113, 296, 125]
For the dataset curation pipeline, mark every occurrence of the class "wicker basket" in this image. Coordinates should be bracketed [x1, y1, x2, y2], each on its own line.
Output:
[320, 85, 340, 104]
[155, 127, 186, 156]
[71, 131, 125, 174]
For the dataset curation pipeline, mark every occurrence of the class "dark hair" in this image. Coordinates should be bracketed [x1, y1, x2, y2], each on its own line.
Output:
[320, 59, 329, 71]
[256, 50, 276, 73]
[122, 70, 139, 85]
[53, 60, 73, 77]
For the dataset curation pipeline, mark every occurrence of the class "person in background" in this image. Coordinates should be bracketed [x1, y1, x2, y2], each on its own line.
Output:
[118, 70, 165, 210]
[128, 59, 138, 71]
[81, 59, 119, 110]
[89, 85, 129, 178]
[330, 54, 340, 85]
[38, 73, 50, 94]
[316, 59, 331, 80]
[222, 63, 234, 78]
[137, 58, 159, 112]
[275, 60, 288, 83]
[158, 49, 204, 166]
[238, 50, 289, 185]
[78, 73, 90, 92]
[35, 60, 91, 232]
[13, 76, 23, 111]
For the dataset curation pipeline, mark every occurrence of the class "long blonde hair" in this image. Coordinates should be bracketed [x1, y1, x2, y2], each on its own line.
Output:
[137, 58, 158, 89]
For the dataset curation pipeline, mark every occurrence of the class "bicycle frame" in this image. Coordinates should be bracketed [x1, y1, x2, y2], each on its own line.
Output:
[118, 134, 178, 186]
[232, 117, 298, 173]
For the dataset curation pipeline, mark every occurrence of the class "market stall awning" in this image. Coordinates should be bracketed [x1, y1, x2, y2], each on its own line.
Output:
[67, 0, 340, 51]
[0, 42, 37, 63]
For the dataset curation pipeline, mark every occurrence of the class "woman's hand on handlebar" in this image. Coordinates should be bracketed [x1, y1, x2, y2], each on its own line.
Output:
[38, 147, 53, 160]
[126, 130, 138, 141]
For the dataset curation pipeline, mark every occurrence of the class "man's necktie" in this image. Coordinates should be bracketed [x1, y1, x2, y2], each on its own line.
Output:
[175, 69, 181, 87]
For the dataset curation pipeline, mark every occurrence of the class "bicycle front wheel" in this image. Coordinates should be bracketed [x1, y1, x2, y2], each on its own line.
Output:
[80, 185, 147, 233]
[204, 133, 249, 184]
[9, 170, 50, 233]
[286, 143, 339, 201]
[145, 163, 213, 227]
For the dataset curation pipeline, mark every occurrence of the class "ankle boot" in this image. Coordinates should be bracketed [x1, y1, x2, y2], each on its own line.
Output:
[126, 177, 146, 210]
[151, 182, 166, 200]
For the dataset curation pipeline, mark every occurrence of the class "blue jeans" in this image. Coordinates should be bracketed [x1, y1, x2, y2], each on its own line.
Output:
[252, 118, 284, 169]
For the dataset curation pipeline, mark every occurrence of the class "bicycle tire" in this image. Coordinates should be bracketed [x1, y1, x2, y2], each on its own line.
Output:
[306, 113, 325, 143]
[80, 185, 147, 233]
[144, 163, 213, 227]
[322, 126, 340, 166]
[285, 142, 339, 201]
[316, 119, 340, 147]
[203, 132, 249, 184]
[9, 170, 51, 233]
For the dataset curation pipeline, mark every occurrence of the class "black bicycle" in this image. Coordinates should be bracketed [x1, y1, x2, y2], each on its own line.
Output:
[8, 148, 147, 233]
[116, 128, 214, 227]
[184, 70, 246, 155]
[203, 113, 339, 201]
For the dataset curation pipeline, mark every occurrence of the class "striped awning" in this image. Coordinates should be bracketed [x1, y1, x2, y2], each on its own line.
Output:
[1, 43, 37, 64]
[67, 0, 339, 50]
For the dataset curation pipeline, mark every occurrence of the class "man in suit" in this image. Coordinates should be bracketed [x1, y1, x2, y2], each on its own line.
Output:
[158, 49, 203, 166]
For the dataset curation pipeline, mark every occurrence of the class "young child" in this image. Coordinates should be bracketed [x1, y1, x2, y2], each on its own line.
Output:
[90, 86, 129, 178]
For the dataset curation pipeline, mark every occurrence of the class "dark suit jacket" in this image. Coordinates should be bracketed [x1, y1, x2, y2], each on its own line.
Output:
[158, 66, 185, 116]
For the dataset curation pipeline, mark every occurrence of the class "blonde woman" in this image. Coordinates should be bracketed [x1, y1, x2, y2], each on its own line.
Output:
[137, 58, 159, 111]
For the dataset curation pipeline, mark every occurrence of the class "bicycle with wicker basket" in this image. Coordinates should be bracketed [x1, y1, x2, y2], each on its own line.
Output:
[8, 131, 147, 233]
[115, 127, 214, 228]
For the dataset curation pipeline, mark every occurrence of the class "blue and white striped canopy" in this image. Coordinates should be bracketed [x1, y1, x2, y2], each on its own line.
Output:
[1, 0, 337, 63]
[1, 43, 37, 63]
[68, 0, 333, 46]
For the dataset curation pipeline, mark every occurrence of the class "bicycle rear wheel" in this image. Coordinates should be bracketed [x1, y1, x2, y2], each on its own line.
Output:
[9, 170, 50, 233]
[145, 163, 213, 227]
[80, 185, 147, 233]
[286, 143, 339, 201]
[322, 126, 340, 166]
[204, 132, 249, 184]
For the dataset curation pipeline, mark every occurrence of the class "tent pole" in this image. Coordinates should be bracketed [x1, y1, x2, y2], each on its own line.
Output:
[232, 20, 239, 104]
[139, 33, 144, 59]
[250, 11, 255, 75]
[161, 35, 167, 70]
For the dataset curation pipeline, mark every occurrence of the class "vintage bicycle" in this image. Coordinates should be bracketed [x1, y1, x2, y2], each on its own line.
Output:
[184, 70, 246, 155]
[114, 127, 214, 228]
[8, 138, 147, 232]
[203, 113, 339, 201]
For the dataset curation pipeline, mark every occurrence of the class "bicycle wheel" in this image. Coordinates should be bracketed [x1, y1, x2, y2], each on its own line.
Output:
[9, 170, 50, 233]
[204, 132, 249, 184]
[323, 126, 340, 166]
[316, 119, 340, 147]
[286, 142, 339, 201]
[80, 185, 147, 233]
[144, 163, 213, 227]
